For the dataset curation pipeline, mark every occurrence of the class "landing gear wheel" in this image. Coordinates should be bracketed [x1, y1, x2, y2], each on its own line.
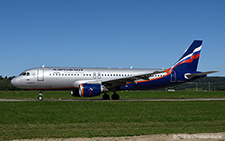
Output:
[38, 91, 43, 101]
[111, 93, 120, 100]
[38, 95, 43, 101]
[102, 93, 110, 100]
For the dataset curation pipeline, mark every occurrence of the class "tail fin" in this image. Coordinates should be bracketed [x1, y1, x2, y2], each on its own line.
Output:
[172, 40, 203, 72]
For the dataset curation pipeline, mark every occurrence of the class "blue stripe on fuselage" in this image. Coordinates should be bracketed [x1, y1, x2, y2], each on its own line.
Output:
[120, 75, 173, 90]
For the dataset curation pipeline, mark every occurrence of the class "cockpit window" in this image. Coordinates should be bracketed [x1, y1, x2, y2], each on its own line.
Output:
[20, 72, 26, 76]
[19, 72, 30, 76]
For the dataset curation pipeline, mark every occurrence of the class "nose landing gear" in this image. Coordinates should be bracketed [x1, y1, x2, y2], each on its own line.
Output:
[38, 91, 43, 101]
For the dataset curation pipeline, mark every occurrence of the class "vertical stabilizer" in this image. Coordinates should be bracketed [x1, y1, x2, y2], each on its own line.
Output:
[172, 40, 202, 72]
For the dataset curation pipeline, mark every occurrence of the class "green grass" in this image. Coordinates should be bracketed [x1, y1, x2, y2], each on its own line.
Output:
[0, 90, 225, 100]
[0, 101, 225, 140]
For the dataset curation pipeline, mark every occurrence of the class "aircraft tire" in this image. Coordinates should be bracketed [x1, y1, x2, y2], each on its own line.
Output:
[102, 93, 110, 100]
[111, 93, 120, 100]
[38, 95, 43, 101]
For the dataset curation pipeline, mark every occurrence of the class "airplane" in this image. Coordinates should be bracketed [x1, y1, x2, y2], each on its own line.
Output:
[11, 40, 217, 100]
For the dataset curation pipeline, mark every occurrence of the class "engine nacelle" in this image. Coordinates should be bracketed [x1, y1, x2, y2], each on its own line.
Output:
[71, 89, 80, 97]
[79, 84, 103, 97]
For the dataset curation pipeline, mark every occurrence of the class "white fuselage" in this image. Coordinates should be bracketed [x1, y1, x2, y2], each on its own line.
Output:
[11, 67, 165, 90]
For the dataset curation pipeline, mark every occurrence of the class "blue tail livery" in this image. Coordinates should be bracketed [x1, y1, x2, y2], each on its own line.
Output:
[173, 40, 202, 72]
[11, 40, 218, 100]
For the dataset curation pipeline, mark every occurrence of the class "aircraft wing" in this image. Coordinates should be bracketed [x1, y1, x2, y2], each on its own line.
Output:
[101, 70, 165, 89]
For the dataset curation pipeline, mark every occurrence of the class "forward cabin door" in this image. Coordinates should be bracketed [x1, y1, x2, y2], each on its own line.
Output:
[37, 68, 44, 81]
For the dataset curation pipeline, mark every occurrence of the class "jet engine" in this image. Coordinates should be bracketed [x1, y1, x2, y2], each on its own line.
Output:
[79, 84, 104, 97]
[71, 89, 80, 97]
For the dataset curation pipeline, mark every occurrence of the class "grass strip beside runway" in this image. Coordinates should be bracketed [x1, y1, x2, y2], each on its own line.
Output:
[0, 101, 225, 140]
[0, 90, 225, 99]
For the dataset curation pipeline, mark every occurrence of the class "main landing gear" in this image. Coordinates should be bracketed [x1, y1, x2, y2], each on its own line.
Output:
[38, 90, 43, 101]
[102, 93, 110, 100]
[102, 92, 120, 100]
[111, 92, 120, 100]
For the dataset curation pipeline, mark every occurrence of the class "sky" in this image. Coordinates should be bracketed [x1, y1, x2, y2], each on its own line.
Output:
[0, 0, 225, 77]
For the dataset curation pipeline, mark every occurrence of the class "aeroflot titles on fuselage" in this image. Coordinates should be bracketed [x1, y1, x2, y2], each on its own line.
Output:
[53, 68, 84, 72]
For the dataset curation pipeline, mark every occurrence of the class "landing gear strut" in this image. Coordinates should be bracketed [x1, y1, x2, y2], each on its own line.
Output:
[102, 93, 110, 100]
[111, 92, 120, 100]
[38, 90, 43, 101]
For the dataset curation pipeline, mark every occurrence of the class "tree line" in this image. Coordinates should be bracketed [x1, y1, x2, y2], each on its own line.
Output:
[0, 76, 18, 90]
[172, 77, 225, 91]
[0, 75, 225, 91]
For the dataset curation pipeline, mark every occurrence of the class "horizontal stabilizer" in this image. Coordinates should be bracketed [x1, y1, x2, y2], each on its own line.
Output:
[185, 71, 218, 79]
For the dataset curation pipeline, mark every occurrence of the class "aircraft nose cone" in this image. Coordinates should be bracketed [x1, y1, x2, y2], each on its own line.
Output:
[11, 78, 18, 87]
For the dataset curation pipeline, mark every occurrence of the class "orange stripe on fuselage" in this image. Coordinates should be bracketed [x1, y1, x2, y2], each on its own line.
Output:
[135, 71, 170, 84]
[135, 80, 149, 83]
[164, 68, 171, 74]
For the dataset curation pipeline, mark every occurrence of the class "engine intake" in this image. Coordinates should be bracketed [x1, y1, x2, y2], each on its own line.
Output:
[79, 84, 102, 97]
[71, 89, 80, 97]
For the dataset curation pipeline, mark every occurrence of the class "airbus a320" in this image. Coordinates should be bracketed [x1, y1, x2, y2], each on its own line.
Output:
[11, 40, 217, 100]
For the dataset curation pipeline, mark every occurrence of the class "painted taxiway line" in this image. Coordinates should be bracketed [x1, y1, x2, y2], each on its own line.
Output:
[0, 98, 225, 102]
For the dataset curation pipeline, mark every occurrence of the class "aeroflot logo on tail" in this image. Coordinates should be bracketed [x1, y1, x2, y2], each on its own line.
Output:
[53, 68, 84, 71]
